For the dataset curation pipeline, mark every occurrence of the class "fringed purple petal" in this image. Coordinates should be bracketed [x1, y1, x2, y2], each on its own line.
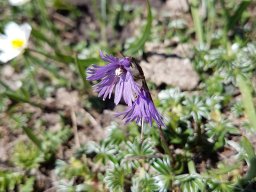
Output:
[93, 74, 117, 100]
[86, 64, 117, 81]
[122, 72, 140, 106]
[118, 89, 165, 127]
[119, 57, 131, 68]
[87, 51, 139, 105]
[114, 77, 124, 105]
[99, 51, 119, 64]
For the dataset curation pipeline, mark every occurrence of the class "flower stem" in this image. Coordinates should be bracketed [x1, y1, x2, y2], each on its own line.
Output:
[140, 120, 144, 140]
[190, 0, 204, 46]
[157, 126, 172, 160]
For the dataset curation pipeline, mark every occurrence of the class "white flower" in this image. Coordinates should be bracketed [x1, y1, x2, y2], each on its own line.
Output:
[0, 22, 31, 63]
[9, 0, 30, 6]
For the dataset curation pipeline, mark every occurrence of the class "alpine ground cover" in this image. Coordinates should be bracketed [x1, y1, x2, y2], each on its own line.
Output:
[0, 0, 256, 191]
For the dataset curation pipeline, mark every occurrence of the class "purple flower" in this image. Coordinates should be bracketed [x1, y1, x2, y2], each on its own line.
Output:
[87, 52, 139, 106]
[118, 88, 165, 127]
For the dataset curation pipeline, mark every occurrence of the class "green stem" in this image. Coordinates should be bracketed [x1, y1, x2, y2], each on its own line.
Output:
[27, 53, 69, 87]
[74, 54, 90, 91]
[220, 0, 232, 54]
[37, 0, 50, 29]
[194, 120, 202, 144]
[188, 160, 196, 174]
[0, 79, 11, 90]
[237, 74, 256, 130]
[157, 126, 172, 160]
[4, 91, 43, 108]
[1, 74, 43, 108]
[206, 0, 216, 47]
[28, 48, 55, 59]
[101, 0, 107, 23]
[190, 0, 204, 46]
[100, 0, 107, 42]
[28, 48, 66, 66]
[24, 57, 42, 98]
[37, 0, 60, 51]
[140, 120, 144, 140]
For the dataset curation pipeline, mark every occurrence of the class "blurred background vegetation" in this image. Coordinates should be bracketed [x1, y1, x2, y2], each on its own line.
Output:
[0, 0, 256, 191]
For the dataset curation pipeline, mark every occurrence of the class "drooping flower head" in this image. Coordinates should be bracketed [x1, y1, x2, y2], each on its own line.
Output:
[87, 51, 166, 128]
[0, 22, 31, 63]
[87, 52, 140, 106]
[118, 88, 165, 128]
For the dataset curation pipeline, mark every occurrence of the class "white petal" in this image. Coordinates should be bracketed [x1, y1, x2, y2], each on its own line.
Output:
[20, 23, 32, 41]
[4, 22, 24, 38]
[9, 0, 30, 6]
[3, 22, 31, 49]
[0, 50, 21, 63]
[0, 35, 9, 51]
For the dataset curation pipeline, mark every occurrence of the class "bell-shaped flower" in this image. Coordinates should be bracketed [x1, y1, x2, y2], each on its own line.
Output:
[117, 88, 165, 128]
[0, 22, 31, 63]
[87, 52, 140, 106]
[9, 0, 30, 6]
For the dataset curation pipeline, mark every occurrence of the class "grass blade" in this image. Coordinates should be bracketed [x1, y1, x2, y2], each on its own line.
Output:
[240, 136, 256, 183]
[190, 0, 204, 46]
[22, 127, 43, 151]
[228, 0, 252, 30]
[124, 0, 152, 56]
[237, 74, 256, 130]
[74, 55, 99, 89]
[240, 136, 255, 161]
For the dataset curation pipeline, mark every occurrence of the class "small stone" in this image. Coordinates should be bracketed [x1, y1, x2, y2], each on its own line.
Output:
[140, 55, 199, 90]
[165, 0, 189, 13]
[2, 65, 15, 78]
[56, 88, 79, 109]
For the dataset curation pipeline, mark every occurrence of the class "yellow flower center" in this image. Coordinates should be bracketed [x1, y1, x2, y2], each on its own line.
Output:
[11, 39, 25, 49]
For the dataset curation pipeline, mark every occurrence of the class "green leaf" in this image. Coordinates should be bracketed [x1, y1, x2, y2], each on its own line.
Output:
[31, 27, 54, 46]
[27, 54, 68, 85]
[240, 136, 256, 183]
[131, 174, 158, 192]
[12, 140, 43, 170]
[236, 74, 256, 130]
[242, 157, 256, 182]
[190, 0, 204, 45]
[208, 163, 241, 176]
[240, 136, 255, 161]
[152, 157, 173, 191]
[74, 55, 100, 89]
[176, 173, 205, 192]
[104, 166, 127, 192]
[22, 127, 43, 151]
[3, 91, 42, 108]
[227, 0, 252, 30]
[20, 177, 35, 192]
[55, 52, 100, 67]
[124, 0, 152, 56]
[28, 49, 100, 67]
